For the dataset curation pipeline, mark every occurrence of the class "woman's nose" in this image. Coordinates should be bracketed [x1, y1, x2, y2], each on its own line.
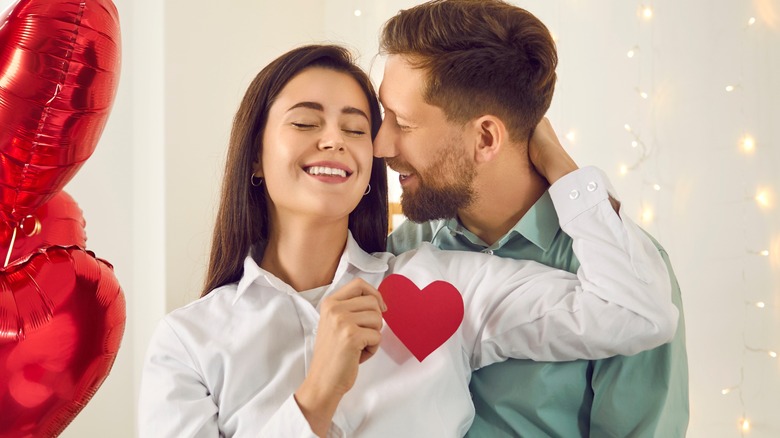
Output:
[318, 129, 345, 151]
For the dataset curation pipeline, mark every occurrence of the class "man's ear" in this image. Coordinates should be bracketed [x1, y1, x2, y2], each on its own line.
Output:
[471, 115, 506, 164]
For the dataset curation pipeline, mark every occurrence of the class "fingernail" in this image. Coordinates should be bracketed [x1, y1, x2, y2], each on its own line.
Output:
[381, 302, 388, 312]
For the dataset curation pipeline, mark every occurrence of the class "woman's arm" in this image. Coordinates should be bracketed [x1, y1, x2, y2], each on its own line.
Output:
[138, 320, 220, 437]
[401, 166, 676, 369]
[444, 119, 677, 367]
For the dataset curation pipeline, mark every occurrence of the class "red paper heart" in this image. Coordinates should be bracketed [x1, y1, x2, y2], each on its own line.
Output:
[378, 274, 464, 362]
[0, 246, 126, 437]
[0, 0, 121, 226]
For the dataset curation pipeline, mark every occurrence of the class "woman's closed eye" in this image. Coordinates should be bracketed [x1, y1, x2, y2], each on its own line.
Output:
[291, 122, 318, 129]
[342, 128, 367, 137]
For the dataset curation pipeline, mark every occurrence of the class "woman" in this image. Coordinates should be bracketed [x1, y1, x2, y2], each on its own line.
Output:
[138, 45, 677, 437]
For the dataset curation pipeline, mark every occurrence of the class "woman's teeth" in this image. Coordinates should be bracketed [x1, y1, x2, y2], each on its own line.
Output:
[306, 166, 347, 177]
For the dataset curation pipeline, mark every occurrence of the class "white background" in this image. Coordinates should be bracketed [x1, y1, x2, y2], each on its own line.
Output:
[2, 0, 778, 437]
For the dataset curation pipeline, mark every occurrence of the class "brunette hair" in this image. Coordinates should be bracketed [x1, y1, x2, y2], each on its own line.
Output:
[201, 45, 388, 297]
[380, 0, 557, 142]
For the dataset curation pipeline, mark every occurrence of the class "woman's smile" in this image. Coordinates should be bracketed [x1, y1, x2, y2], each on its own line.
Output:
[303, 161, 354, 184]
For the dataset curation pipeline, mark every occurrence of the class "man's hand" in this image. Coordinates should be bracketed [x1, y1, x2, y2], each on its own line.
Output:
[528, 117, 579, 185]
[294, 278, 386, 436]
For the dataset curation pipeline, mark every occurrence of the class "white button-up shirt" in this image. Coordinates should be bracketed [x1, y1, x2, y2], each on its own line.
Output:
[138, 167, 677, 437]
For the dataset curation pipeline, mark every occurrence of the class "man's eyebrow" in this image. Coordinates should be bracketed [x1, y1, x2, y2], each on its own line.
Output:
[378, 98, 409, 121]
[287, 101, 369, 121]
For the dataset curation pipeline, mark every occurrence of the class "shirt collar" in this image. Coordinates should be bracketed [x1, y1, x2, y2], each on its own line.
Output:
[510, 190, 560, 251]
[233, 231, 387, 304]
[341, 230, 389, 273]
[442, 190, 560, 252]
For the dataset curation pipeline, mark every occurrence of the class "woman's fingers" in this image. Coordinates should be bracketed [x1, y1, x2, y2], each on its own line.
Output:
[346, 310, 384, 331]
[359, 329, 382, 364]
[329, 278, 387, 312]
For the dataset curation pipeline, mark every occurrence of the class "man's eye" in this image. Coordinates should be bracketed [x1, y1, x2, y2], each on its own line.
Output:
[395, 119, 412, 130]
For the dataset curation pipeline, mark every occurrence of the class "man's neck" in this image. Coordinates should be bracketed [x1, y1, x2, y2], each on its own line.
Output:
[260, 213, 348, 292]
[458, 155, 549, 247]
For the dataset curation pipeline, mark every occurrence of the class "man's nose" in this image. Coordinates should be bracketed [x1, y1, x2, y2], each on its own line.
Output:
[373, 121, 397, 158]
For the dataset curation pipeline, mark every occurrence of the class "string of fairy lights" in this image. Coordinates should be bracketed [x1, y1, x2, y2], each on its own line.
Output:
[721, 9, 776, 437]
[622, 3, 660, 229]
[621, 3, 776, 436]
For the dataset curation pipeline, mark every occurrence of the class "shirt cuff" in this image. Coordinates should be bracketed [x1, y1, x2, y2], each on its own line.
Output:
[261, 394, 345, 438]
[548, 166, 617, 226]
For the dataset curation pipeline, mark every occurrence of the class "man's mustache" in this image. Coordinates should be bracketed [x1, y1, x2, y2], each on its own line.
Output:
[384, 157, 414, 175]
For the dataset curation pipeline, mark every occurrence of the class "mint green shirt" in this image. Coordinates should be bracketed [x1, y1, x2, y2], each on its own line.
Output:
[387, 191, 689, 437]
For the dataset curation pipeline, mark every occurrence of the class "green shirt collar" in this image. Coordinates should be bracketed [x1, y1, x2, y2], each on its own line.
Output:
[511, 190, 560, 251]
[443, 190, 560, 252]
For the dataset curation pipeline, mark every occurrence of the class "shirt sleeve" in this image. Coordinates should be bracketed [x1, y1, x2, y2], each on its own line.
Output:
[422, 166, 678, 368]
[138, 319, 220, 438]
[139, 320, 346, 438]
[259, 395, 345, 438]
[588, 245, 689, 436]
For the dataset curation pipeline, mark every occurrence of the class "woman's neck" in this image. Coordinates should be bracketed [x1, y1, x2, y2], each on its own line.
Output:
[260, 214, 349, 292]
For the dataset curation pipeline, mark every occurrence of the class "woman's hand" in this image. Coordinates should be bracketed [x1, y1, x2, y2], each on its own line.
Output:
[528, 117, 579, 184]
[294, 278, 386, 436]
[530, 118, 620, 212]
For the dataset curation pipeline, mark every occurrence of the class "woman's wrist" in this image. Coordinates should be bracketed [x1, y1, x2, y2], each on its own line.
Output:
[294, 379, 342, 437]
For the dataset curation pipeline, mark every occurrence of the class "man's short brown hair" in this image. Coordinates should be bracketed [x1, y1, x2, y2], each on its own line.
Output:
[380, 0, 557, 142]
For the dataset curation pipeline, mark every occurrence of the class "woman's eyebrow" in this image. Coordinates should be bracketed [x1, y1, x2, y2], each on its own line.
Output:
[341, 106, 369, 121]
[287, 102, 368, 121]
[287, 101, 323, 112]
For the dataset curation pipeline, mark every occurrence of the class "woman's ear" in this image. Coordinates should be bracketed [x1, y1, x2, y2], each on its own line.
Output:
[252, 159, 263, 177]
[471, 115, 506, 164]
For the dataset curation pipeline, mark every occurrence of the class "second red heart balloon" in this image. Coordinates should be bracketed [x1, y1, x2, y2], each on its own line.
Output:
[0, 246, 126, 437]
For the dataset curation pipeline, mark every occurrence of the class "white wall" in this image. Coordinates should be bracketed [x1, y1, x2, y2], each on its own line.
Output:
[2, 0, 777, 437]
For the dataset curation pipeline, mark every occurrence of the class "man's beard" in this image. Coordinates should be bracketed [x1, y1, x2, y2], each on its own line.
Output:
[387, 146, 478, 223]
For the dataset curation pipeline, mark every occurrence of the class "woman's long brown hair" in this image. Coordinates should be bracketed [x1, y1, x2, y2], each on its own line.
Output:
[201, 45, 388, 297]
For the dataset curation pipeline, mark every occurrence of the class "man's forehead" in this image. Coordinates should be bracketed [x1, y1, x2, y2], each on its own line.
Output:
[379, 56, 424, 113]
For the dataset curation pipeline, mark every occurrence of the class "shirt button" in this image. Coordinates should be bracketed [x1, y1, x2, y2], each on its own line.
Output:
[482, 249, 494, 255]
[569, 189, 580, 200]
[587, 181, 598, 192]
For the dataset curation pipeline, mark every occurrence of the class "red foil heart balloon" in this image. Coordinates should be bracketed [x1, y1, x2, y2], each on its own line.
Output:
[0, 0, 121, 226]
[378, 274, 465, 362]
[0, 191, 86, 267]
[0, 246, 126, 437]
[0, 0, 125, 435]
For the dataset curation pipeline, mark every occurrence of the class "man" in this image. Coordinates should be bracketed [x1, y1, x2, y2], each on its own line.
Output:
[374, 1, 689, 437]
